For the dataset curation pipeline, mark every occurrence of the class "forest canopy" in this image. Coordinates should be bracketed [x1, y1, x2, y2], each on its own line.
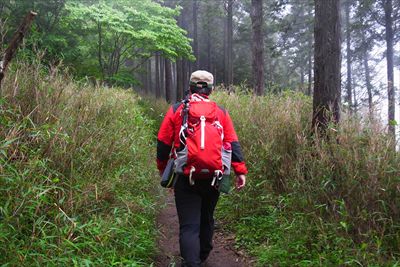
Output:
[0, 0, 194, 85]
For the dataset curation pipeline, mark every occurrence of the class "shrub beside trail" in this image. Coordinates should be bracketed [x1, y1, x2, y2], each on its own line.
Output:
[210, 90, 400, 266]
[0, 62, 159, 266]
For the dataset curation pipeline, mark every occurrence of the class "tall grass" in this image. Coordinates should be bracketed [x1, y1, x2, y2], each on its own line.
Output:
[208, 89, 400, 266]
[0, 61, 159, 266]
[143, 88, 400, 265]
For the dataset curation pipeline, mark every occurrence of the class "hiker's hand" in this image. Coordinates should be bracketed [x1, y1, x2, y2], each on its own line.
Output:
[235, 174, 246, 190]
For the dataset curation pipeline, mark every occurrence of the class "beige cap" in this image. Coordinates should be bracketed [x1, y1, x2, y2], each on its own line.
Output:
[190, 70, 214, 86]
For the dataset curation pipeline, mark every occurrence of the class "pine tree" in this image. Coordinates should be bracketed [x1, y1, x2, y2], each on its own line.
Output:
[251, 0, 264, 95]
[312, 0, 342, 131]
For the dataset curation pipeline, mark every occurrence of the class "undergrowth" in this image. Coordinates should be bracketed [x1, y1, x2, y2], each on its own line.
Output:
[0, 62, 159, 266]
[210, 89, 400, 266]
[145, 88, 400, 266]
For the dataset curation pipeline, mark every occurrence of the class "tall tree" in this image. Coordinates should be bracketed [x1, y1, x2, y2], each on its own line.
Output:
[225, 0, 234, 88]
[145, 59, 150, 93]
[353, 0, 379, 116]
[155, 53, 161, 98]
[202, 0, 215, 71]
[307, 6, 314, 96]
[160, 56, 165, 98]
[383, 0, 395, 140]
[165, 58, 172, 103]
[176, 57, 183, 100]
[345, 0, 353, 113]
[312, 0, 342, 131]
[307, 39, 313, 96]
[251, 0, 264, 95]
[192, 0, 199, 69]
[168, 0, 191, 99]
[362, 35, 374, 115]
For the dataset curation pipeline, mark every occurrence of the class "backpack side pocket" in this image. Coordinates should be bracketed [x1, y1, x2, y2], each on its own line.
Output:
[221, 144, 232, 175]
[174, 147, 188, 174]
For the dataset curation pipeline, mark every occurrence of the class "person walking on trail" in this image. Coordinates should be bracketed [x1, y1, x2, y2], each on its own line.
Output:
[156, 70, 248, 267]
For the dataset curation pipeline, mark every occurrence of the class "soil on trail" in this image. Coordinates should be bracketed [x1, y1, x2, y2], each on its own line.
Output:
[155, 194, 254, 267]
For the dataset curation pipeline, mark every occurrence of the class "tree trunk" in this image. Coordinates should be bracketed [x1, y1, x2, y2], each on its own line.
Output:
[204, 1, 214, 71]
[352, 75, 358, 113]
[307, 39, 313, 96]
[97, 21, 105, 80]
[177, 4, 189, 99]
[214, 65, 218, 86]
[306, 6, 314, 97]
[362, 36, 373, 116]
[165, 58, 172, 103]
[155, 53, 161, 98]
[193, 0, 199, 69]
[0, 11, 37, 92]
[312, 0, 342, 132]
[147, 58, 152, 95]
[183, 59, 189, 95]
[345, 0, 353, 113]
[223, 5, 227, 85]
[251, 0, 264, 95]
[384, 0, 395, 141]
[300, 65, 305, 92]
[172, 61, 177, 103]
[207, 17, 212, 71]
[176, 59, 183, 101]
[226, 0, 233, 89]
[160, 56, 165, 98]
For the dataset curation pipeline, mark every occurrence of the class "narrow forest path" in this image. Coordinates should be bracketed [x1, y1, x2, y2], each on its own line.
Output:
[155, 193, 254, 267]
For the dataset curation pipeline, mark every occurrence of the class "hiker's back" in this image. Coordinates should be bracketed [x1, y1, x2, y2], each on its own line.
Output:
[156, 70, 248, 267]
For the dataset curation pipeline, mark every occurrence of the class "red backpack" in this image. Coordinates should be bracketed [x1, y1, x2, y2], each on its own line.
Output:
[175, 98, 231, 185]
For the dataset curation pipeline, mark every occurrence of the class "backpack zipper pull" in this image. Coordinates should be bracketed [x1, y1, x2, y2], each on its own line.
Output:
[200, 116, 206, 150]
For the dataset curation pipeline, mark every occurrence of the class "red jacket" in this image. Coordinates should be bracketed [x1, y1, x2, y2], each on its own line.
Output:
[157, 94, 248, 176]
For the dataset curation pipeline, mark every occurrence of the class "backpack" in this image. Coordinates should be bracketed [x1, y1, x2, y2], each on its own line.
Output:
[175, 97, 231, 185]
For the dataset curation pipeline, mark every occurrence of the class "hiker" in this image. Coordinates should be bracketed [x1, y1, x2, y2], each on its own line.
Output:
[156, 70, 248, 267]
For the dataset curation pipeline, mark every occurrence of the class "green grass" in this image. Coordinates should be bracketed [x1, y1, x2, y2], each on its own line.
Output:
[0, 62, 160, 266]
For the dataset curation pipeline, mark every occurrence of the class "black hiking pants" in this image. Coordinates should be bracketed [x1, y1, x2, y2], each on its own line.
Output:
[174, 175, 220, 267]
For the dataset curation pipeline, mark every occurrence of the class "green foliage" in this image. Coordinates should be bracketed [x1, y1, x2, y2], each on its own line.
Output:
[1, 0, 193, 86]
[0, 62, 160, 265]
[64, 0, 193, 82]
[0, 1, 79, 64]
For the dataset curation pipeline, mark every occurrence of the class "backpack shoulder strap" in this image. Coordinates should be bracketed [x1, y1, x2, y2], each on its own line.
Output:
[217, 105, 226, 115]
[173, 102, 183, 113]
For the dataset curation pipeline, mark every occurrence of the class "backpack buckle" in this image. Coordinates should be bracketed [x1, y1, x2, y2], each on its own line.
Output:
[211, 170, 223, 187]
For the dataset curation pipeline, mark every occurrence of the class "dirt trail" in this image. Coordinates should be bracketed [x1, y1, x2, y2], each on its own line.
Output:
[155, 194, 254, 267]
